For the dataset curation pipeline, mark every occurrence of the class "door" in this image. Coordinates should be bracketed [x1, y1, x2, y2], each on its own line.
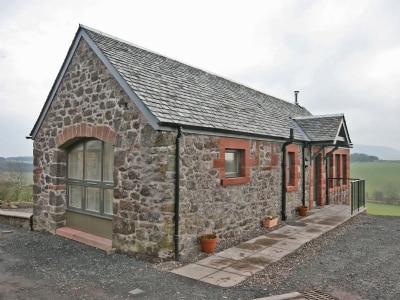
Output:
[313, 153, 323, 207]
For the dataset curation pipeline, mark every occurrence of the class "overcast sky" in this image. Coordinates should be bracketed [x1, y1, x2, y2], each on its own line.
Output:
[1, 0, 399, 157]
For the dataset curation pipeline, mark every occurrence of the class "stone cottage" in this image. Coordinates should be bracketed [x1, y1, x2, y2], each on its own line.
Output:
[28, 25, 352, 262]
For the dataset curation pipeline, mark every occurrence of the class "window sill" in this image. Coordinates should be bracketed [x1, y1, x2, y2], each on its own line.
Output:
[286, 185, 298, 192]
[221, 177, 250, 186]
[66, 208, 113, 220]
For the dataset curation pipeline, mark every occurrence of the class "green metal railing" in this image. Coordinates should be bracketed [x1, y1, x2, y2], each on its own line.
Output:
[327, 178, 365, 214]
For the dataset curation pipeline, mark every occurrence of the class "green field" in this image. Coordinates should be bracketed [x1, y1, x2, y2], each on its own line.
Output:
[350, 161, 400, 202]
[365, 202, 400, 216]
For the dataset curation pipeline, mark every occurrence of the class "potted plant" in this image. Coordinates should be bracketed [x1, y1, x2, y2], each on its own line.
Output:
[199, 233, 218, 253]
[297, 205, 308, 216]
[262, 211, 278, 228]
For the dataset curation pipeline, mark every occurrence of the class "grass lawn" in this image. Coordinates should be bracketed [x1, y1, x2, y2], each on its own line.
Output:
[366, 202, 400, 216]
[351, 161, 400, 200]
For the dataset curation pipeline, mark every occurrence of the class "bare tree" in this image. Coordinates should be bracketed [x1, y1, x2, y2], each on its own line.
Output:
[7, 160, 26, 202]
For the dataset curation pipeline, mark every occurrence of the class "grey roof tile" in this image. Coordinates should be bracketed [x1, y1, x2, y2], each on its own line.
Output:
[292, 114, 351, 146]
[83, 26, 312, 139]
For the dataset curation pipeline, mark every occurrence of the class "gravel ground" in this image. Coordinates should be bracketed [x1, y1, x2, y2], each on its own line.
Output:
[1, 212, 399, 300]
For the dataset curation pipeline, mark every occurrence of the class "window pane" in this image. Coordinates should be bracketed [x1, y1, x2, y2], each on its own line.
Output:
[342, 155, 347, 184]
[103, 143, 114, 182]
[86, 187, 100, 212]
[225, 150, 240, 177]
[335, 154, 340, 186]
[69, 185, 82, 208]
[85, 140, 102, 180]
[103, 189, 113, 214]
[287, 152, 295, 186]
[68, 144, 84, 179]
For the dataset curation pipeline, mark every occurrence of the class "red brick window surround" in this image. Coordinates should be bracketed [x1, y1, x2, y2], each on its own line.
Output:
[286, 144, 300, 192]
[342, 154, 348, 184]
[335, 154, 341, 186]
[328, 149, 349, 189]
[213, 138, 254, 186]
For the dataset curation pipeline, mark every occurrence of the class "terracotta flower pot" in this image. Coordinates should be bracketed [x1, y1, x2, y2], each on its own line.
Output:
[262, 217, 278, 228]
[199, 233, 218, 253]
[297, 205, 308, 216]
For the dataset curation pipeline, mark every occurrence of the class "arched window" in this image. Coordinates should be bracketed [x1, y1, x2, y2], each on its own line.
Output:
[67, 139, 114, 217]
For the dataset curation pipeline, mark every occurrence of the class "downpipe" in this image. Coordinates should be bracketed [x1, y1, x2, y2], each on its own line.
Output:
[301, 143, 308, 207]
[281, 128, 294, 221]
[174, 126, 182, 261]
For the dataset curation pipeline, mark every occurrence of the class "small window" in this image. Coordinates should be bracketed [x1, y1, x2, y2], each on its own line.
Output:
[342, 155, 347, 184]
[225, 149, 242, 177]
[335, 154, 340, 186]
[287, 152, 295, 186]
[285, 144, 299, 192]
[214, 138, 253, 186]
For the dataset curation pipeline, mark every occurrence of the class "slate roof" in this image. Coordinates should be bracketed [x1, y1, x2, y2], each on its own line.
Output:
[82, 25, 311, 139]
[29, 25, 351, 147]
[292, 114, 352, 146]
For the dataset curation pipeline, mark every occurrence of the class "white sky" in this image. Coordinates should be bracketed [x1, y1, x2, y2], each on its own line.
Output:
[0, 0, 399, 157]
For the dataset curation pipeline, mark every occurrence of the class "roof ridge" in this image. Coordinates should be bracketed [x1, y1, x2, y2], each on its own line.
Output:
[80, 25, 302, 110]
[293, 113, 344, 120]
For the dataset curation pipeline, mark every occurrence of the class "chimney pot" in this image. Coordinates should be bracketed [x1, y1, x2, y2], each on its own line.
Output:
[294, 91, 299, 105]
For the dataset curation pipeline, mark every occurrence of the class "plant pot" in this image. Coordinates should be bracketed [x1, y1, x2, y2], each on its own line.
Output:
[199, 233, 218, 253]
[297, 205, 308, 216]
[262, 217, 278, 228]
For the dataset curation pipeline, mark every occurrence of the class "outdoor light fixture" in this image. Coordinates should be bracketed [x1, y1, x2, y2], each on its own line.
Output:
[304, 157, 309, 168]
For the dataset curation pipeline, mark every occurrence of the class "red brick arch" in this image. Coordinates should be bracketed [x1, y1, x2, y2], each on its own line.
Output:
[55, 123, 116, 147]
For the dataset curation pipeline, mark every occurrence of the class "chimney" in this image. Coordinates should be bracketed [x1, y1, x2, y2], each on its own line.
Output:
[294, 91, 299, 105]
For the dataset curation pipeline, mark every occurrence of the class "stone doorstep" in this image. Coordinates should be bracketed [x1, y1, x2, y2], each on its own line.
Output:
[0, 210, 33, 229]
[56, 227, 113, 253]
[0, 210, 32, 219]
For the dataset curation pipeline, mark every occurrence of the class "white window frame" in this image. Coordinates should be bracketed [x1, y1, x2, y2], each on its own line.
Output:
[225, 149, 242, 178]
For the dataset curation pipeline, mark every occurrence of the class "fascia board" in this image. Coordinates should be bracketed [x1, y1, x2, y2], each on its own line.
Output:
[290, 118, 311, 141]
[334, 117, 352, 146]
[79, 30, 161, 130]
[30, 27, 161, 139]
[30, 29, 83, 139]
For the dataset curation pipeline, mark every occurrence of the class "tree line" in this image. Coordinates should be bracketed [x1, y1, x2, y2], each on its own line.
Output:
[350, 153, 379, 163]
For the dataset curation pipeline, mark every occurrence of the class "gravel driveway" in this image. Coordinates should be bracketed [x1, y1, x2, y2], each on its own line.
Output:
[1, 212, 399, 300]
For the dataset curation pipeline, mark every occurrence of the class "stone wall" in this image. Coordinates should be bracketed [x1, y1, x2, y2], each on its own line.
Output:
[32, 37, 308, 262]
[177, 134, 307, 258]
[32, 39, 177, 261]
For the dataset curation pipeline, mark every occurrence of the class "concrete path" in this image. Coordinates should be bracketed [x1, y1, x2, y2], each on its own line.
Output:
[172, 205, 366, 288]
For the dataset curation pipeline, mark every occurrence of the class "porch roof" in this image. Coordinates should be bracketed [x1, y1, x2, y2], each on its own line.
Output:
[292, 114, 352, 147]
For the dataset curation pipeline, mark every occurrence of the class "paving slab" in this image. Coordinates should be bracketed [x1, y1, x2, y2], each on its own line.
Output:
[200, 270, 248, 287]
[196, 255, 234, 269]
[171, 263, 217, 280]
[215, 247, 254, 260]
[171, 205, 366, 288]
[222, 260, 265, 276]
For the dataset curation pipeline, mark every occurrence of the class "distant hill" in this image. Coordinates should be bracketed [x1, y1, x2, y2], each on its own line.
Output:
[352, 145, 400, 160]
[0, 156, 33, 172]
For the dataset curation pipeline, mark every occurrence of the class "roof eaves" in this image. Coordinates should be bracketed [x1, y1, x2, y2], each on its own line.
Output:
[29, 27, 83, 139]
[29, 25, 162, 139]
[79, 27, 161, 130]
[293, 113, 344, 120]
[158, 121, 308, 143]
[333, 118, 344, 145]
[290, 118, 311, 142]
